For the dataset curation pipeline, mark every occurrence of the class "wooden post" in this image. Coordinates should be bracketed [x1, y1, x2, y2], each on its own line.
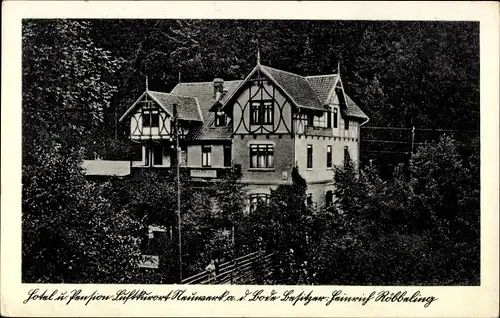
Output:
[173, 103, 182, 283]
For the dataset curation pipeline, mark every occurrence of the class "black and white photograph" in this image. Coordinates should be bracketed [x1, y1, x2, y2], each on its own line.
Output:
[20, 17, 481, 286]
[2, 1, 499, 317]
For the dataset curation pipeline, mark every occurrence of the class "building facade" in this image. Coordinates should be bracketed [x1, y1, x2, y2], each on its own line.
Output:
[119, 61, 369, 209]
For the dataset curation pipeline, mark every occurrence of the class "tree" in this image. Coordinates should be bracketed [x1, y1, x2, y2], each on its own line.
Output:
[128, 169, 178, 226]
[22, 142, 143, 283]
[22, 20, 141, 283]
[307, 136, 479, 285]
[22, 20, 124, 153]
[410, 136, 480, 284]
[242, 167, 315, 284]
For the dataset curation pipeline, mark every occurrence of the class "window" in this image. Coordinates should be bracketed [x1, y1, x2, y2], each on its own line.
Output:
[345, 118, 349, 130]
[180, 147, 187, 166]
[251, 102, 261, 125]
[250, 144, 274, 168]
[325, 190, 333, 206]
[151, 113, 159, 127]
[144, 146, 150, 166]
[344, 146, 349, 168]
[313, 113, 326, 127]
[223, 145, 231, 167]
[142, 112, 159, 127]
[307, 113, 314, 126]
[327, 110, 332, 128]
[143, 113, 151, 127]
[333, 108, 338, 128]
[263, 101, 273, 124]
[306, 194, 313, 206]
[215, 109, 226, 127]
[307, 145, 313, 169]
[326, 145, 332, 168]
[249, 193, 270, 213]
[202, 146, 211, 167]
[153, 145, 163, 165]
[250, 100, 274, 125]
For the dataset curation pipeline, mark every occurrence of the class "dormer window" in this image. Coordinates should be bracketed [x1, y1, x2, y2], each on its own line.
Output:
[215, 109, 226, 127]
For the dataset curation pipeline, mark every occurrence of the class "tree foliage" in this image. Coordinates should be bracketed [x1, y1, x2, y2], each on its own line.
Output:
[22, 142, 143, 283]
[23, 20, 124, 152]
[307, 136, 479, 285]
[83, 20, 478, 135]
[22, 20, 142, 283]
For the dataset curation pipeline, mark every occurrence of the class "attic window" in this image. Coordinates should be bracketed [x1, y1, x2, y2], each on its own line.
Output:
[215, 109, 226, 127]
[143, 113, 159, 128]
[250, 100, 273, 125]
[151, 113, 159, 127]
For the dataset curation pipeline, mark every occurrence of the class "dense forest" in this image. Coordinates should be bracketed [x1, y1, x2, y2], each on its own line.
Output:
[89, 20, 479, 129]
[22, 20, 480, 284]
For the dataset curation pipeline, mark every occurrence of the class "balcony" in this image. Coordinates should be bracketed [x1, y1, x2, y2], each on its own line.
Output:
[304, 126, 333, 137]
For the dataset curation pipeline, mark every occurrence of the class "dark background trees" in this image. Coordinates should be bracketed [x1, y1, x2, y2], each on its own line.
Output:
[22, 20, 147, 283]
[85, 20, 479, 133]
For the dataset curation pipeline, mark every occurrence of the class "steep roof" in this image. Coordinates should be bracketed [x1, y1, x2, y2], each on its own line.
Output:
[170, 81, 242, 140]
[260, 65, 325, 111]
[219, 64, 327, 112]
[344, 94, 369, 120]
[306, 74, 368, 120]
[119, 91, 202, 122]
[306, 74, 339, 105]
[148, 91, 203, 122]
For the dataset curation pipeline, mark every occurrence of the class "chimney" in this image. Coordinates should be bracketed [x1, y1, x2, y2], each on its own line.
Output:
[213, 78, 224, 101]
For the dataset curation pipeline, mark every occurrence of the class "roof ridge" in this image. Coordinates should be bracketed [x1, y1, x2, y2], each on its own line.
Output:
[260, 64, 305, 78]
[149, 90, 199, 100]
[306, 74, 339, 78]
[177, 80, 243, 85]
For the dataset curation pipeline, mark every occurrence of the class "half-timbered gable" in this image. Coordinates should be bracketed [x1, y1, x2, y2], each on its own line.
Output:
[119, 90, 202, 141]
[119, 90, 203, 169]
[217, 65, 300, 136]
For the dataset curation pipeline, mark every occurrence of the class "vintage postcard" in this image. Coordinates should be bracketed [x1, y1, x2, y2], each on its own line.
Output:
[1, 1, 499, 317]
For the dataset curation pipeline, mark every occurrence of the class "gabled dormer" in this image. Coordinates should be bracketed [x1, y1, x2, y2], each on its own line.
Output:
[212, 78, 229, 127]
[119, 89, 203, 141]
[307, 71, 369, 139]
[213, 105, 227, 127]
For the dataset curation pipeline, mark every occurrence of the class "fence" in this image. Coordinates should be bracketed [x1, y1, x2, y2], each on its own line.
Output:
[181, 251, 275, 285]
